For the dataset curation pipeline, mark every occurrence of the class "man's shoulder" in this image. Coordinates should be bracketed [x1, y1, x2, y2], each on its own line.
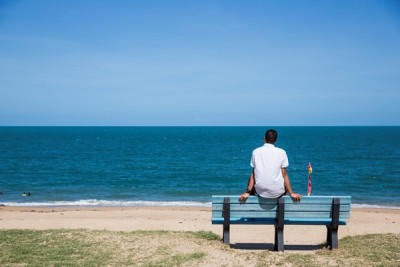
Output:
[274, 146, 287, 153]
[258, 145, 287, 155]
[252, 145, 267, 153]
[252, 144, 286, 154]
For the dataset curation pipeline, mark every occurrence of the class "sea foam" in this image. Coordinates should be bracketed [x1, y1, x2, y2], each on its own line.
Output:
[1, 199, 212, 208]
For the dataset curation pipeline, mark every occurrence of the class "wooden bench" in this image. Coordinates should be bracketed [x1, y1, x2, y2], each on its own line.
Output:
[212, 195, 351, 251]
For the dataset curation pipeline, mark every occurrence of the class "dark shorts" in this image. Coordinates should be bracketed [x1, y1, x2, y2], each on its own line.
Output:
[250, 186, 287, 198]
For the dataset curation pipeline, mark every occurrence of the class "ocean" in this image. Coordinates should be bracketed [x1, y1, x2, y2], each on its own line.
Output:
[0, 126, 399, 209]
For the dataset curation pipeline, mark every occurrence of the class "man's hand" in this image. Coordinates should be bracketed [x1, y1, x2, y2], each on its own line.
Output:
[239, 192, 250, 203]
[290, 192, 302, 202]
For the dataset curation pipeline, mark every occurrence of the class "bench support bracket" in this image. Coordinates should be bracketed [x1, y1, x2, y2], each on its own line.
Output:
[274, 197, 285, 251]
[223, 197, 230, 245]
[326, 198, 340, 249]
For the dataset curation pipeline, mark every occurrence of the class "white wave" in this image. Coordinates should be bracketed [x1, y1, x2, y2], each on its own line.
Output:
[351, 203, 400, 210]
[0, 199, 212, 208]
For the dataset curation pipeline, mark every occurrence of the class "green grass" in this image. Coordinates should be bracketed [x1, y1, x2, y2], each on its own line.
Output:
[316, 233, 400, 267]
[0, 230, 398, 267]
[0, 229, 110, 266]
[187, 230, 221, 241]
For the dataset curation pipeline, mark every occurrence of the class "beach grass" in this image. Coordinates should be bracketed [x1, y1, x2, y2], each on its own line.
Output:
[0, 229, 398, 267]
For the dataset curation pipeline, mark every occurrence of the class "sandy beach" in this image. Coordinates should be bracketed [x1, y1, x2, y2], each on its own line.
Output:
[1, 206, 399, 250]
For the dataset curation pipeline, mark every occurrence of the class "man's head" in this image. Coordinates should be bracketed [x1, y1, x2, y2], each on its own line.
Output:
[264, 129, 278, 144]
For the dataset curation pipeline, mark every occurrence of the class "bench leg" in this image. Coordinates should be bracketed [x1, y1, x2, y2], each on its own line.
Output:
[326, 198, 340, 249]
[274, 225, 284, 251]
[223, 224, 230, 244]
[326, 226, 338, 249]
[223, 197, 230, 245]
[274, 197, 285, 252]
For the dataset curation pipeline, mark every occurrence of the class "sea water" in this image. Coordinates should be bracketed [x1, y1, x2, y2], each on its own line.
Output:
[0, 126, 399, 208]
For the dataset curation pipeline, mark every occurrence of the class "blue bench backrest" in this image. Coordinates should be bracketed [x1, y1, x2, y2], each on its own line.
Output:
[212, 196, 351, 225]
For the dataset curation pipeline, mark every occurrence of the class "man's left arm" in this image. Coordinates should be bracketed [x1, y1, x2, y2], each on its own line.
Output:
[282, 168, 302, 201]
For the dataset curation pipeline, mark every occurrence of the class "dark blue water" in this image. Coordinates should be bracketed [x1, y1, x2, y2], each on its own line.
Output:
[0, 127, 399, 208]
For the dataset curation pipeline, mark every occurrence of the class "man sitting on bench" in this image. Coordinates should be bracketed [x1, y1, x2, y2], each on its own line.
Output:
[240, 129, 302, 202]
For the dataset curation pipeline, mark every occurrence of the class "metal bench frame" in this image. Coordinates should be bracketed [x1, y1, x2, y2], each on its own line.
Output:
[213, 196, 350, 251]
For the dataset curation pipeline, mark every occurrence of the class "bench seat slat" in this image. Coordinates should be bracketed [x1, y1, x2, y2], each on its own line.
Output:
[212, 203, 351, 212]
[284, 218, 347, 225]
[212, 204, 278, 211]
[284, 211, 350, 218]
[212, 218, 347, 225]
[212, 211, 278, 218]
[212, 211, 350, 220]
[212, 217, 276, 225]
[284, 204, 351, 212]
[212, 196, 280, 204]
[212, 195, 351, 205]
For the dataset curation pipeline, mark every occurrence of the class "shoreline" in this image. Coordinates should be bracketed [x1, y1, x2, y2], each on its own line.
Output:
[1, 205, 400, 211]
[1, 201, 399, 210]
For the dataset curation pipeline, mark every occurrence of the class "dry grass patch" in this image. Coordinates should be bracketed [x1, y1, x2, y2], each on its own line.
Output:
[0, 230, 398, 267]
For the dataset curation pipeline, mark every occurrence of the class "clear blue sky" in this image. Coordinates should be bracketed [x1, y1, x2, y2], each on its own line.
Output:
[1, 0, 399, 126]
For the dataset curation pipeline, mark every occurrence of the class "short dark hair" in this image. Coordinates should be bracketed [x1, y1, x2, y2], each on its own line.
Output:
[265, 129, 278, 143]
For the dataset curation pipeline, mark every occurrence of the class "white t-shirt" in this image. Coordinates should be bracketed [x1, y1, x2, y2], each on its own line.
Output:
[250, 143, 289, 198]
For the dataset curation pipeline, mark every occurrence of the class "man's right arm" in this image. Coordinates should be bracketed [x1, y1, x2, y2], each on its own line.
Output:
[282, 168, 302, 201]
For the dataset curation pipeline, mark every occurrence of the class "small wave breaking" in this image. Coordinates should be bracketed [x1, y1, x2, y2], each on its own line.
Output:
[351, 203, 400, 210]
[0, 199, 212, 208]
